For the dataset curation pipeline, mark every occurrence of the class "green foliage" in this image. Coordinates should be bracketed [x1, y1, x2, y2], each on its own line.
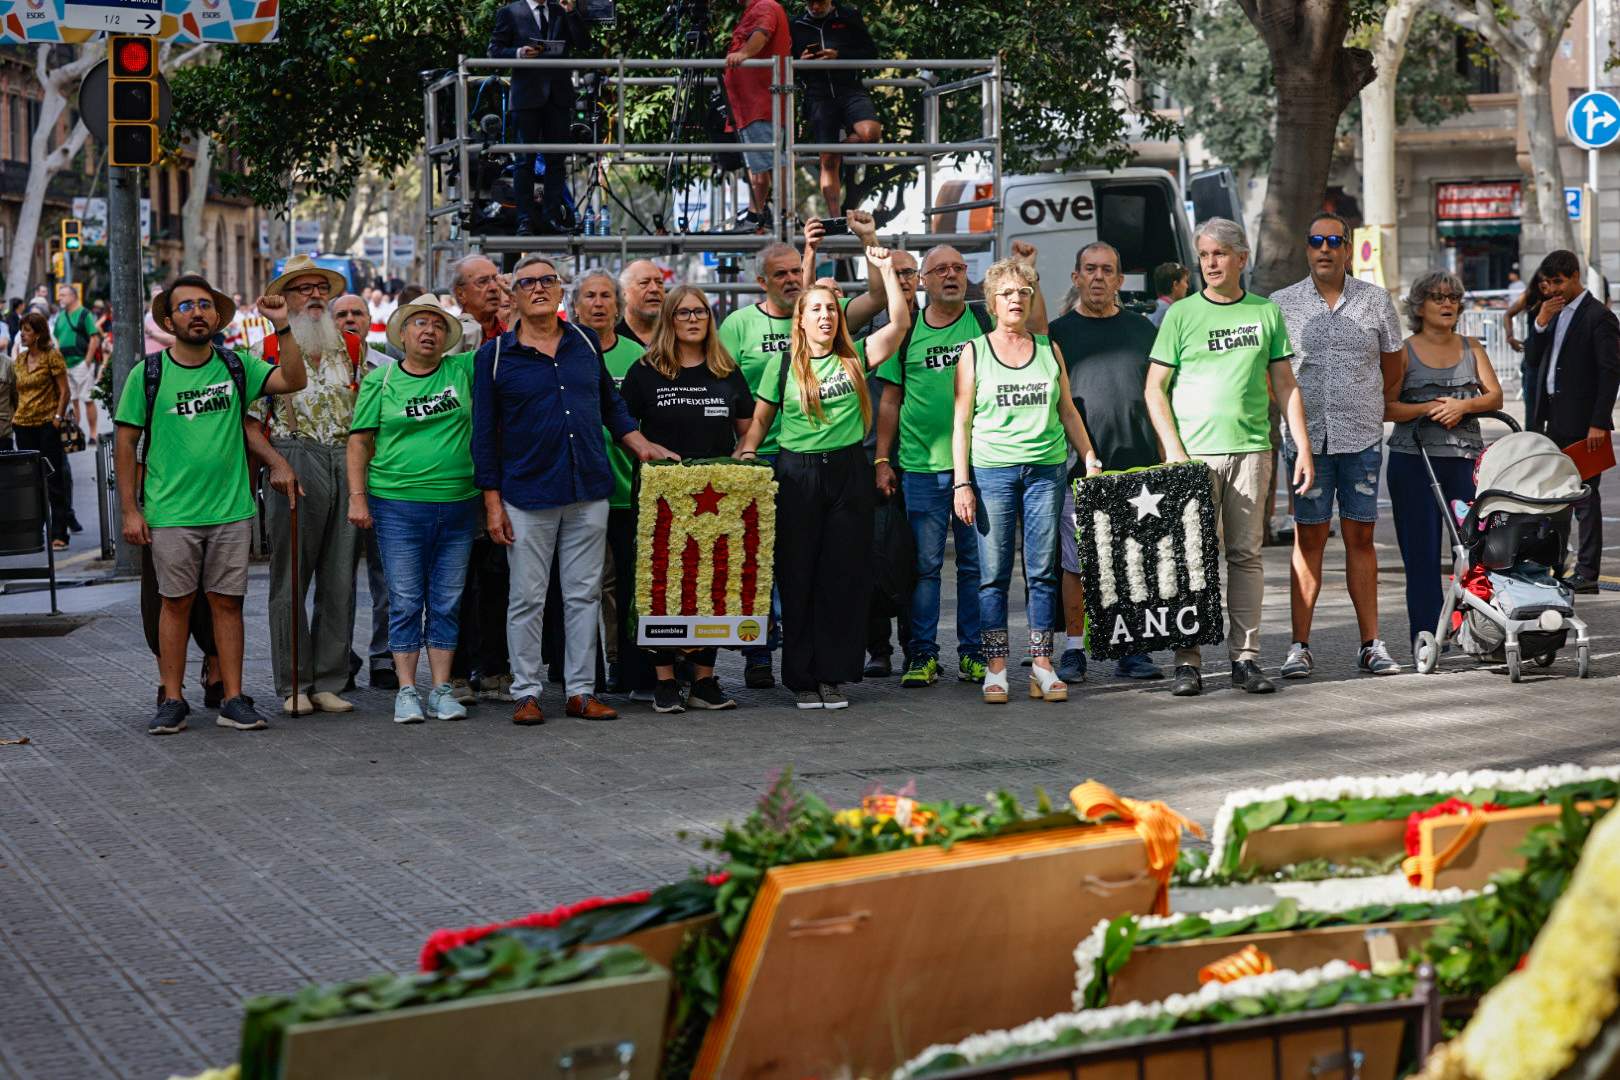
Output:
[1147, 2, 1478, 174]
[1214, 778, 1620, 879]
[237, 939, 651, 1080]
[171, 0, 1193, 212]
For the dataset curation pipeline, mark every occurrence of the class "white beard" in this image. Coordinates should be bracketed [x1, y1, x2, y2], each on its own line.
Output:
[288, 308, 347, 362]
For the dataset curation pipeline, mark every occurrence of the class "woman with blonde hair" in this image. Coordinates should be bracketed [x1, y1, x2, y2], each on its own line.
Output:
[620, 285, 756, 713]
[735, 251, 910, 710]
[952, 255, 1102, 705]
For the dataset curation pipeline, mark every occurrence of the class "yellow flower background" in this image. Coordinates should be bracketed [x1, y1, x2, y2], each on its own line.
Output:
[635, 464, 778, 618]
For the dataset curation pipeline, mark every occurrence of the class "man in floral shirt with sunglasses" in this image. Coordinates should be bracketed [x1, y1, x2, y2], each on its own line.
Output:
[1271, 211, 1405, 682]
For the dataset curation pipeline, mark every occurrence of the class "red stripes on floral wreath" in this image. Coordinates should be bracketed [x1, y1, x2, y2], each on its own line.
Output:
[650, 497, 673, 616]
[680, 537, 700, 615]
[712, 535, 729, 615]
[741, 499, 760, 615]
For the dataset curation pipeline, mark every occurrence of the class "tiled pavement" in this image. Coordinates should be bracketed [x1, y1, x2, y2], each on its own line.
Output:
[3, 454, 1619, 1077]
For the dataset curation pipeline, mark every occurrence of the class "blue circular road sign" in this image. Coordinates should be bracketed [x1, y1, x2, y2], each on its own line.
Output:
[1568, 90, 1620, 150]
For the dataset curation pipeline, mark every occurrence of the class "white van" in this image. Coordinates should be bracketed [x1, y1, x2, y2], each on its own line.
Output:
[930, 166, 1238, 314]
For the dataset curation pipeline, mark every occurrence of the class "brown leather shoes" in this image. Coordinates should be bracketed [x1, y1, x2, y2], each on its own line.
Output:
[512, 697, 545, 726]
[566, 695, 618, 721]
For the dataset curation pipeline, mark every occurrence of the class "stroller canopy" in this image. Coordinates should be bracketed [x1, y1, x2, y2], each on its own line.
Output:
[1472, 431, 1587, 517]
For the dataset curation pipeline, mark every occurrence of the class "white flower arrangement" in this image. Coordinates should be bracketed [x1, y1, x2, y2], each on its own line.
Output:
[1200, 764, 1620, 883]
[1071, 873, 1483, 1008]
[1092, 510, 1118, 607]
[1155, 534, 1177, 599]
[1124, 537, 1148, 603]
[897, 961, 1366, 1078]
[1181, 499, 1205, 591]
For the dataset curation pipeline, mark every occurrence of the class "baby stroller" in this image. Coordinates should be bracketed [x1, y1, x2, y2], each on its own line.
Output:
[1413, 412, 1593, 682]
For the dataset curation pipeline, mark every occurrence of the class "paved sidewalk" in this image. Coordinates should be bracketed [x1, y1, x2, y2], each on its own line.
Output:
[2, 512, 1619, 1077]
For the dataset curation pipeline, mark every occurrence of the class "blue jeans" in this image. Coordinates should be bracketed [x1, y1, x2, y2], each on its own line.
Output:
[972, 463, 1064, 658]
[904, 470, 983, 663]
[1387, 451, 1475, 646]
[369, 495, 479, 652]
[1286, 443, 1382, 525]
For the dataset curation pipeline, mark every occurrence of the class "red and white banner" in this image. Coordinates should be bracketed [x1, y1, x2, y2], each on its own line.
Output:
[1435, 181, 1523, 221]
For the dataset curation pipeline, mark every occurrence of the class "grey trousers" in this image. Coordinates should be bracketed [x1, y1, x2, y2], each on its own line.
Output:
[507, 499, 608, 700]
[363, 527, 391, 666]
[265, 438, 362, 697]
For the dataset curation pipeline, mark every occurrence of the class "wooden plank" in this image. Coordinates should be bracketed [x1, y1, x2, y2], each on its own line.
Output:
[278, 968, 669, 1080]
[1107, 922, 1444, 1006]
[607, 913, 717, 971]
[1419, 800, 1612, 890]
[1236, 819, 1408, 874]
[694, 823, 1157, 1079]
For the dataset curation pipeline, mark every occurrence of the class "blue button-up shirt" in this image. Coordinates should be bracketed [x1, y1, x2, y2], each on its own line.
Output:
[472, 322, 637, 510]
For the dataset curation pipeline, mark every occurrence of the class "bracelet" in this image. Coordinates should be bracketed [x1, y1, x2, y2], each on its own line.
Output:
[953, 482, 972, 490]
[275, 325, 292, 335]
[739, 450, 757, 459]
[874, 456, 890, 466]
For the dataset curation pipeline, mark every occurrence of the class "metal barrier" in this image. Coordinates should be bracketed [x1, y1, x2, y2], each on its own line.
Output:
[421, 55, 1003, 277]
[1457, 307, 1525, 401]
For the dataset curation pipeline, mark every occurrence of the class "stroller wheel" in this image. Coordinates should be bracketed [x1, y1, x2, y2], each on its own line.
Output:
[1578, 645, 1591, 679]
[1533, 652, 1555, 669]
[1506, 647, 1522, 683]
[1415, 631, 1440, 675]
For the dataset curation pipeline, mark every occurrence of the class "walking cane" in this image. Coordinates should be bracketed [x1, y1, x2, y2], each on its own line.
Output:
[289, 496, 301, 715]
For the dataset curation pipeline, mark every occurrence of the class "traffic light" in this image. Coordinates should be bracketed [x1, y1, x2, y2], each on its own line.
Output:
[60, 218, 82, 252]
[107, 35, 159, 167]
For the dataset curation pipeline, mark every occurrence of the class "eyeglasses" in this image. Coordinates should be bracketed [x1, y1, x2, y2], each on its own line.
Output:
[926, 262, 968, 277]
[895, 268, 919, 280]
[993, 286, 1035, 301]
[284, 280, 332, 297]
[406, 316, 446, 331]
[1307, 234, 1347, 250]
[673, 307, 710, 321]
[173, 299, 215, 314]
[514, 274, 562, 293]
[1427, 291, 1464, 303]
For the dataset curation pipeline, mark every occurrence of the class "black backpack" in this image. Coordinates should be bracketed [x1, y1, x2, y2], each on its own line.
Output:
[137, 347, 249, 464]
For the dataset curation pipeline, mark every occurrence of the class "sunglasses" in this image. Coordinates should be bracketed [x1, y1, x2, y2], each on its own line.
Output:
[673, 306, 710, 321]
[1307, 234, 1347, 250]
[174, 299, 215, 315]
[514, 274, 562, 293]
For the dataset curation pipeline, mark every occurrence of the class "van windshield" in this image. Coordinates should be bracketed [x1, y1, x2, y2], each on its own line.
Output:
[1096, 183, 1180, 312]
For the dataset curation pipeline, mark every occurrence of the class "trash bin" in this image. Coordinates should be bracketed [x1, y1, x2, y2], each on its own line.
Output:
[0, 449, 61, 613]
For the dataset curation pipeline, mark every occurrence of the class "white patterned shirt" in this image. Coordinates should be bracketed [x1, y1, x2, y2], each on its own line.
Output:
[1272, 274, 1403, 455]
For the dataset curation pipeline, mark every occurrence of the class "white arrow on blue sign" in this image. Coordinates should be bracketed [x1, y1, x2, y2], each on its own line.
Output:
[1567, 90, 1620, 150]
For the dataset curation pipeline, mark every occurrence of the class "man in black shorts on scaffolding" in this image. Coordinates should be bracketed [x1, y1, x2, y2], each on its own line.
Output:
[790, 0, 882, 216]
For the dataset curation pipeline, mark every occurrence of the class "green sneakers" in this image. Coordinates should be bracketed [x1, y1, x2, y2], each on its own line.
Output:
[958, 655, 987, 681]
[900, 657, 940, 688]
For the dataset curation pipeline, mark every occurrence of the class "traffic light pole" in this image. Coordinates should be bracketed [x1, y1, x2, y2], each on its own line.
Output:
[108, 164, 143, 577]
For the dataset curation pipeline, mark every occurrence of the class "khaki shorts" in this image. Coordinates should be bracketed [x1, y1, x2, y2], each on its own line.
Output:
[150, 519, 253, 597]
[66, 362, 97, 403]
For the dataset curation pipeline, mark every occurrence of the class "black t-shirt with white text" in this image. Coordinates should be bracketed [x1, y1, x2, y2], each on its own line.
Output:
[619, 358, 755, 461]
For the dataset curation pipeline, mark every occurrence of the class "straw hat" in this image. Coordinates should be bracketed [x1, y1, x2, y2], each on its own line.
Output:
[265, 254, 346, 298]
[387, 293, 460, 355]
[151, 274, 236, 329]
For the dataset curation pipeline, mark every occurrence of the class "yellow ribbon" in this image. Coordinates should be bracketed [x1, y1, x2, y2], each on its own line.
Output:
[1401, 810, 1492, 888]
[1199, 944, 1275, 985]
[1071, 780, 1204, 915]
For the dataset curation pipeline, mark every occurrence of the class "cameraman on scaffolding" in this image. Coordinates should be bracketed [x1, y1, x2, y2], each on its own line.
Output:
[489, 0, 592, 235]
[790, 0, 880, 216]
[724, 0, 792, 233]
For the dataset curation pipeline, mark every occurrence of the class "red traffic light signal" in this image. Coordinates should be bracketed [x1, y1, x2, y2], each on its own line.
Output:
[112, 37, 155, 78]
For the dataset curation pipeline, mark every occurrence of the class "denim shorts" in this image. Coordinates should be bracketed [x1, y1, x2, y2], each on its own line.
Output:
[1287, 443, 1383, 525]
[738, 119, 773, 174]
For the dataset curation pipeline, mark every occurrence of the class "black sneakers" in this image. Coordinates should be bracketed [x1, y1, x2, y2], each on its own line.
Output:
[149, 698, 190, 736]
[217, 695, 269, 731]
[653, 679, 686, 714]
[744, 660, 775, 690]
[686, 677, 736, 710]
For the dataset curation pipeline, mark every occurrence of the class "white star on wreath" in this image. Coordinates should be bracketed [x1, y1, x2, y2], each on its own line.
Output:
[1126, 483, 1165, 521]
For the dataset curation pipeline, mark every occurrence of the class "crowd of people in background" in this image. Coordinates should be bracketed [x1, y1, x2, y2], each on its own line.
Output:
[6, 200, 1614, 735]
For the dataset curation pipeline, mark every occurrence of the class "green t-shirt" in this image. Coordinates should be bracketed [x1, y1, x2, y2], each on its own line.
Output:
[969, 334, 1067, 468]
[760, 352, 865, 453]
[1148, 291, 1292, 455]
[601, 334, 646, 509]
[54, 307, 96, 367]
[350, 350, 478, 503]
[113, 348, 274, 528]
[718, 303, 793, 456]
[872, 305, 987, 473]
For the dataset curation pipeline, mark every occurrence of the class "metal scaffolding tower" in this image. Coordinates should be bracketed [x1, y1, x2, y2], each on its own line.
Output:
[421, 54, 1003, 288]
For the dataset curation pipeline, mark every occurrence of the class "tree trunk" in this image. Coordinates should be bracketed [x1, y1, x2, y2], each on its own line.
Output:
[181, 134, 213, 272]
[4, 44, 101, 298]
[1359, 0, 1426, 293]
[331, 179, 382, 256]
[1520, 61, 1578, 259]
[1250, 57, 1373, 295]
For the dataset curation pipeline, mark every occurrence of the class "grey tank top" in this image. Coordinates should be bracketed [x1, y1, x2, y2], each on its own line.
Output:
[1388, 337, 1484, 458]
